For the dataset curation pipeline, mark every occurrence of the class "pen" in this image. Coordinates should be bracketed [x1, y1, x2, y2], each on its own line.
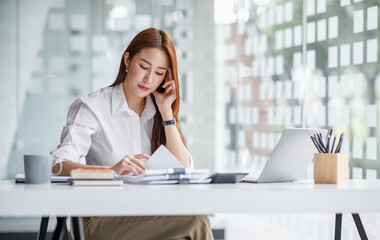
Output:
[330, 134, 337, 153]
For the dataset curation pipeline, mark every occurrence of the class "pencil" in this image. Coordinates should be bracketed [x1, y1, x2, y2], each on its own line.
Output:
[317, 132, 327, 153]
[326, 127, 333, 153]
[310, 135, 322, 153]
[318, 132, 323, 141]
[335, 132, 345, 153]
[314, 133, 326, 153]
[311, 134, 324, 153]
[334, 139, 341, 153]
[330, 134, 337, 153]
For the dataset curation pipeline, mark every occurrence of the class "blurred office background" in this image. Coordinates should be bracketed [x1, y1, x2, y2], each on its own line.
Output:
[0, 0, 379, 239]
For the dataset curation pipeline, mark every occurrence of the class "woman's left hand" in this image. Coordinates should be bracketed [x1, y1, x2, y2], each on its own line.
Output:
[152, 67, 176, 116]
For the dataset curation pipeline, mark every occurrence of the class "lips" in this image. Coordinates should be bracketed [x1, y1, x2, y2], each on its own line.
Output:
[138, 84, 149, 91]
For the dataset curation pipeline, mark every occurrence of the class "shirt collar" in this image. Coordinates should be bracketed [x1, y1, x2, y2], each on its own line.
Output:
[111, 83, 157, 120]
[141, 94, 157, 124]
[111, 83, 135, 116]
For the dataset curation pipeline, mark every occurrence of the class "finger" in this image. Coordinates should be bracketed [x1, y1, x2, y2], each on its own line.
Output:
[135, 153, 150, 159]
[134, 154, 149, 169]
[130, 158, 147, 170]
[131, 162, 145, 174]
[162, 80, 175, 88]
[165, 84, 176, 93]
[119, 164, 137, 176]
[121, 159, 131, 171]
[128, 165, 139, 176]
[122, 155, 134, 161]
[121, 157, 132, 166]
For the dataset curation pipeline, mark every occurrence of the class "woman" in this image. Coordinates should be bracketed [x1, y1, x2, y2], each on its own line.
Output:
[51, 28, 213, 240]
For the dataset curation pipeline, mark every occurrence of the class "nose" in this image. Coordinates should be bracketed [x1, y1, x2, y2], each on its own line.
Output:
[143, 70, 154, 83]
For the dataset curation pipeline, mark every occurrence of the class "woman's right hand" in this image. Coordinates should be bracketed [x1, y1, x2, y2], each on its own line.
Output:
[111, 153, 149, 176]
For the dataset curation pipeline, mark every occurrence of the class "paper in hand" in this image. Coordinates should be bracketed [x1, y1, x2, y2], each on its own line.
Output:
[144, 145, 184, 169]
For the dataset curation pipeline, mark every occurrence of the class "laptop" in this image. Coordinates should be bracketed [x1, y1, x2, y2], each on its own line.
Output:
[242, 128, 328, 183]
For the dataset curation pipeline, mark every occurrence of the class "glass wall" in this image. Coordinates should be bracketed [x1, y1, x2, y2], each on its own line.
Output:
[215, 0, 305, 174]
[215, 0, 380, 181]
[214, 0, 380, 239]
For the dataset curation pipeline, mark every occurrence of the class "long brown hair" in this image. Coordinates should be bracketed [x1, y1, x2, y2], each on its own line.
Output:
[110, 28, 186, 153]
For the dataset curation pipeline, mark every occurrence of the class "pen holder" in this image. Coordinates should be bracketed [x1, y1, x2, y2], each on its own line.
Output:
[314, 153, 349, 184]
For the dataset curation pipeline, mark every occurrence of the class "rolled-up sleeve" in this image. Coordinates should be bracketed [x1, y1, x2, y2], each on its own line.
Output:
[50, 98, 99, 163]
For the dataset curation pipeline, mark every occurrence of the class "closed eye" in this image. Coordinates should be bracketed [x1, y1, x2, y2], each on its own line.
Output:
[139, 64, 148, 70]
[156, 72, 163, 76]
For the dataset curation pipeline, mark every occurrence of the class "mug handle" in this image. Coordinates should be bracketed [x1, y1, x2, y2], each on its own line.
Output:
[52, 159, 63, 176]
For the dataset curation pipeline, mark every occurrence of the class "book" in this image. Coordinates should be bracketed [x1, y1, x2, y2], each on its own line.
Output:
[70, 168, 114, 180]
[68, 179, 123, 186]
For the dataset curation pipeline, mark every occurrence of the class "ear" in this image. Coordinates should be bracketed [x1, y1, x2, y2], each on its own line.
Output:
[123, 52, 130, 69]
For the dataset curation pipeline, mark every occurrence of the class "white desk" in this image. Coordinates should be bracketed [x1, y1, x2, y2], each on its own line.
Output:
[1, 180, 380, 217]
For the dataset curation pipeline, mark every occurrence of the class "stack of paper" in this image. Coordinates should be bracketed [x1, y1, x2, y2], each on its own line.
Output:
[116, 168, 211, 184]
[117, 145, 211, 184]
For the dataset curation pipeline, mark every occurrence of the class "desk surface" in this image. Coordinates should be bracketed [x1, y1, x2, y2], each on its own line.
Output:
[1, 180, 380, 217]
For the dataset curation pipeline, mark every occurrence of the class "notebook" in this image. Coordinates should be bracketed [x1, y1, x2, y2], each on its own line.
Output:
[242, 128, 328, 183]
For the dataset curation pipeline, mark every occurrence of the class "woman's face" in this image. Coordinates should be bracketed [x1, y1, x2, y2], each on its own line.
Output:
[124, 47, 169, 98]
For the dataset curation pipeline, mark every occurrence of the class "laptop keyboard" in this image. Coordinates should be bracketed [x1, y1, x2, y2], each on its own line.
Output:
[240, 176, 258, 183]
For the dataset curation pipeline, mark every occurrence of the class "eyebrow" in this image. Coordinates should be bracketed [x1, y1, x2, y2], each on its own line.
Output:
[139, 58, 167, 70]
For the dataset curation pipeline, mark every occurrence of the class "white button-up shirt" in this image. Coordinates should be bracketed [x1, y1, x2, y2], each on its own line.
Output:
[50, 83, 157, 166]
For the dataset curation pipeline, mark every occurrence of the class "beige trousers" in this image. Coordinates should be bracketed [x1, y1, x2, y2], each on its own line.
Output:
[83, 215, 214, 240]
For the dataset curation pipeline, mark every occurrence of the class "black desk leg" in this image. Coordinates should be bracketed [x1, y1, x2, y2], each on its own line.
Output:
[352, 213, 368, 240]
[52, 217, 70, 240]
[334, 213, 342, 240]
[71, 217, 86, 240]
[37, 217, 49, 240]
